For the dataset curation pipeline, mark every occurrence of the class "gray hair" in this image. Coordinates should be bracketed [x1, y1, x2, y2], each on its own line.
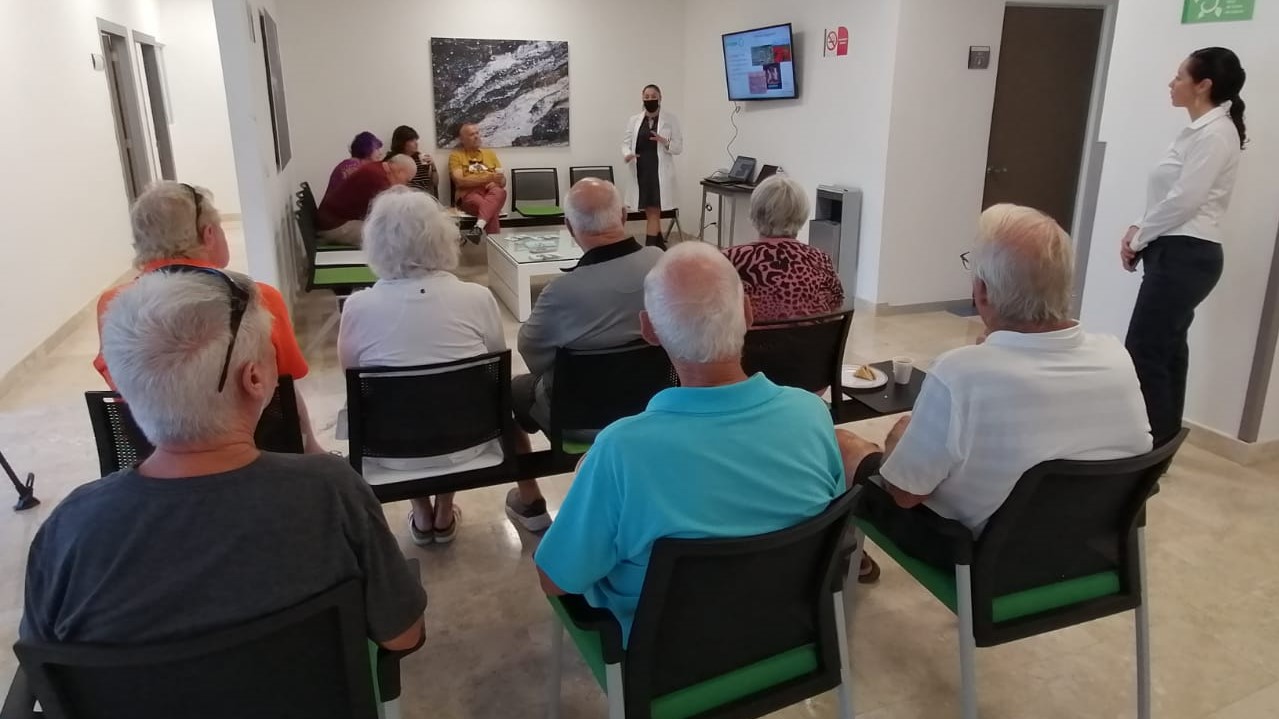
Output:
[644, 241, 747, 363]
[131, 181, 221, 265]
[101, 270, 273, 446]
[387, 154, 417, 176]
[363, 187, 460, 277]
[564, 179, 625, 235]
[972, 204, 1074, 326]
[749, 175, 809, 238]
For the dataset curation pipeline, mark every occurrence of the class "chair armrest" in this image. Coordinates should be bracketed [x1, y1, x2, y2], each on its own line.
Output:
[1, 668, 39, 719]
[853, 478, 975, 566]
[555, 594, 625, 665]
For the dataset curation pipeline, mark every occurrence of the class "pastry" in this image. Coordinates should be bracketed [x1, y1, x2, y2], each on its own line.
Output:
[852, 365, 876, 381]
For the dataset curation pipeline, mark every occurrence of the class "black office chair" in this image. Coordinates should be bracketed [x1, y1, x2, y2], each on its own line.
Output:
[4, 578, 414, 719]
[542, 342, 678, 471]
[569, 165, 615, 186]
[84, 377, 305, 475]
[345, 351, 520, 503]
[850, 429, 1187, 719]
[511, 168, 564, 218]
[548, 486, 863, 719]
[741, 309, 854, 419]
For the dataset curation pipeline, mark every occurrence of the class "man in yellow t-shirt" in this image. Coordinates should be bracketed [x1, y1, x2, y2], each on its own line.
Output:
[448, 123, 507, 241]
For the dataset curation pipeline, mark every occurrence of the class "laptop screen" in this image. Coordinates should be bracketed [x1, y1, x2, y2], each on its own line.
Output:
[728, 156, 757, 182]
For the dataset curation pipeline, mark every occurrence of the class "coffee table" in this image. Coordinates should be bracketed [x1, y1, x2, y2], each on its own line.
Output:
[835, 361, 927, 423]
[486, 230, 583, 321]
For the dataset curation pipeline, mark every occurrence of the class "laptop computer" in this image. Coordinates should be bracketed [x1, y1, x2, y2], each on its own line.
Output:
[705, 156, 757, 185]
[752, 164, 779, 186]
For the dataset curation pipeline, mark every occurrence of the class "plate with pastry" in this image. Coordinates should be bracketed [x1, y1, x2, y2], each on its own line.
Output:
[841, 363, 888, 390]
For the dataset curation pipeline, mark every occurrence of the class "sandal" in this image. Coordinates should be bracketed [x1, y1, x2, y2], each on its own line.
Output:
[433, 506, 462, 545]
[858, 554, 881, 585]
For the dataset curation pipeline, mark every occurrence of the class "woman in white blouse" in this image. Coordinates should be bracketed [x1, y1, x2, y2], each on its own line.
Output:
[623, 84, 683, 249]
[1120, 47, 1247, 445]
[339, 187, 549, 546]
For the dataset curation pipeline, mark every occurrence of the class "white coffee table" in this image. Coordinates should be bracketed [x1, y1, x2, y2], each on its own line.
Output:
[486, 230, 583, 321]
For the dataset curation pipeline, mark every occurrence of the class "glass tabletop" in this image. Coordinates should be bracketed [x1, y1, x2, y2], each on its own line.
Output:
[487, 229, 584, 265]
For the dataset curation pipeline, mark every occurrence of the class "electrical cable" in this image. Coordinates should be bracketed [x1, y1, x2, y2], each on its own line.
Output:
[726, 103, 741, 165]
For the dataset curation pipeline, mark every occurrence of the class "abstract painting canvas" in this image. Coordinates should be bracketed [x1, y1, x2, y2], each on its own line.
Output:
[431, 38, 569, 148]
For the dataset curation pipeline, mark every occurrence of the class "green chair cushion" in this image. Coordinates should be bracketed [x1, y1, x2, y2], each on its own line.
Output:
[314, 265, 378, 287]
[856, 519, 1122, 623]
[549, 597, 818, 719]
[517, 204, 565, 217]
[560, 440, 592, 455]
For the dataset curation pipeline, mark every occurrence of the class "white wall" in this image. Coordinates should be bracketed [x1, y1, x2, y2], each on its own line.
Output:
[213, 0, 296, 295]
[273, 0, 686, 215]
[876, 0, 1004, 307]
[0, 0, 160, 379]
[1079, 0, 1279, 440]
[158, 0, 240, 214]
[681, 0, 901, 303]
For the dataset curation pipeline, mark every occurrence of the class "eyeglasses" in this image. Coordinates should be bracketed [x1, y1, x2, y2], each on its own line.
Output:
[183, 183, 203, 240]
[960, 251, 971, 271]
[157, 265, 250, 393]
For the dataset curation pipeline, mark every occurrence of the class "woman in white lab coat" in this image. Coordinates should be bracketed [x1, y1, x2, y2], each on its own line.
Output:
[623, 84, 683, 249]
[1120, 46, 1247, 445]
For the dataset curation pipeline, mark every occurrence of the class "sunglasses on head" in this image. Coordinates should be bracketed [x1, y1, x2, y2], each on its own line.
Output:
[157, 264, 250, 393]
[183, 183, 203, 241]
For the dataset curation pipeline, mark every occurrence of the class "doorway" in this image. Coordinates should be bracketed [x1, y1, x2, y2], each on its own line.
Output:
[133, 33, 176, 182]
[98, 21, 152, 203]
[982, 5, 1104, 232]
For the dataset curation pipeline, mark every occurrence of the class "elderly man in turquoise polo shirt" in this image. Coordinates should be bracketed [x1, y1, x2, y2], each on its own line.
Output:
[534, 241, 846, 644]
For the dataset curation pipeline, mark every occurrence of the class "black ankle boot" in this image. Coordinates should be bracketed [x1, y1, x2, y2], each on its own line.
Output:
[646, 234, 667, 250]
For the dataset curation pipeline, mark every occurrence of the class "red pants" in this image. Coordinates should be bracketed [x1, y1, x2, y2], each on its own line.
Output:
[458, 185, 507, 232]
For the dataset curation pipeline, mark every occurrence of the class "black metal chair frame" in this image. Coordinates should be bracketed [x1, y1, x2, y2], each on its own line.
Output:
[568, 165, 616, 186]
[549, 486, 863, 719]
[345, 351, 521, 502]
[510, 167, 564, 217]
[84, 376, 304, 475]
[849, 429, 1188, 719]
[742, 308, 854, 420]
[4, 578, 418, 719]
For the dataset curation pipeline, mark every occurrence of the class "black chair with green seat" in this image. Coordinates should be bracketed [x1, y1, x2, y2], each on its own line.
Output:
[297, 181, 349, 252]
[294, 201, 378, 293]
[850, 429, 1188, 719]
[547, 485, 863, 719]
[345, 351, 520, 502]
[84, 376, 305, 475]
[511, 167, 564, 219]
[741, 309, 854, 421]
[569, 165, 615, 186]
[2, 577, 420, 719]
[543, 342, 678, 472]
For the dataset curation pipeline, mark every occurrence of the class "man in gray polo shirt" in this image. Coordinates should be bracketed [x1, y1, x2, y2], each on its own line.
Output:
[510, 178, 663, 448]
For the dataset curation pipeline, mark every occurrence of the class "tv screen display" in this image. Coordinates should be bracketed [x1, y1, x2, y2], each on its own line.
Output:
[722, 23, 797, 101]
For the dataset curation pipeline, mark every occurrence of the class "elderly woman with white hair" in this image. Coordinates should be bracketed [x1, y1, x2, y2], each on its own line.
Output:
[338, 187, 549, 546]
[25, 270, 426, 649]
[724, 174, 845, 322]
[93, 180, 323, 453]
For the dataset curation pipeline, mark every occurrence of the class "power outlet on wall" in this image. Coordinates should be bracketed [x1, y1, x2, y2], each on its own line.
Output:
[968, 46, 991, 70]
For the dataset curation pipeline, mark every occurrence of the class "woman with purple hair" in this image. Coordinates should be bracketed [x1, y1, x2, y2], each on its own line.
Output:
[323, 131, 385, 202]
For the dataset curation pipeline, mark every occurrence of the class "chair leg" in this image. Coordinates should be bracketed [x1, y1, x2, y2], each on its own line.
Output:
[605, 662, 625, 719]
[1136, 527, 1152, 719]
[956, 564, 978, 719]
[302, 296, 342, 358]
[547, 622, 563, 719]
[833, 590, 855, 719]
[847, 527, 865, 593]
[379, 698, 401, 719]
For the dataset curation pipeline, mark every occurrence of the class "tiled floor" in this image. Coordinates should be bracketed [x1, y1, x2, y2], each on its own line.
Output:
[1, 225, 1277, 717]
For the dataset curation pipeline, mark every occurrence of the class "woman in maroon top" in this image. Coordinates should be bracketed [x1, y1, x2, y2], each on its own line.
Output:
[725, 175, 845, 322]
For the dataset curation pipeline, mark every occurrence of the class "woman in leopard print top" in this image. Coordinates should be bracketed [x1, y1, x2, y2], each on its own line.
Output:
[724, 175, 845, 322]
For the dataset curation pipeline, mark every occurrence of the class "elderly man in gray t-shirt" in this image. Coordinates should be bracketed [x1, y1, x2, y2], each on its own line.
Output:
[510, 179, 663, 445]
[21, 270, 425, 649]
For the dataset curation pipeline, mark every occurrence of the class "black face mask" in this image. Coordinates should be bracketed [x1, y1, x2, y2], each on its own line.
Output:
[643, 99, 660, 113]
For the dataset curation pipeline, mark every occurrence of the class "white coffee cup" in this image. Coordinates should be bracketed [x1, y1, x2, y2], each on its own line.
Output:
[891, 357, 914, 385]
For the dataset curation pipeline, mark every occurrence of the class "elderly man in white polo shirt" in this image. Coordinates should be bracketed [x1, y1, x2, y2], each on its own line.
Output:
[839, 204, 1153, 535]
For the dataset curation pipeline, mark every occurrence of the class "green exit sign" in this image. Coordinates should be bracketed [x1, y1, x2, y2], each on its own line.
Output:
[1182, 0, 1255, 23]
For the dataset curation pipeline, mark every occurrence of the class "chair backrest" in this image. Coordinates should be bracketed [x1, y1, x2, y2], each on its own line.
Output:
[345, 351, 517, 471]
[742, 309, 853, 401]
[623, 487, 862, 717]
[84, 377, 304, 475]
[549, 342, 678, 439]
[293, 204, 320, 287]
[568, 165, 615, 186]
[510, 167, 561, 209]
[972, 429, 1188, 639]
[15, 579, 379, 719]
[298, 181, 318, 217]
